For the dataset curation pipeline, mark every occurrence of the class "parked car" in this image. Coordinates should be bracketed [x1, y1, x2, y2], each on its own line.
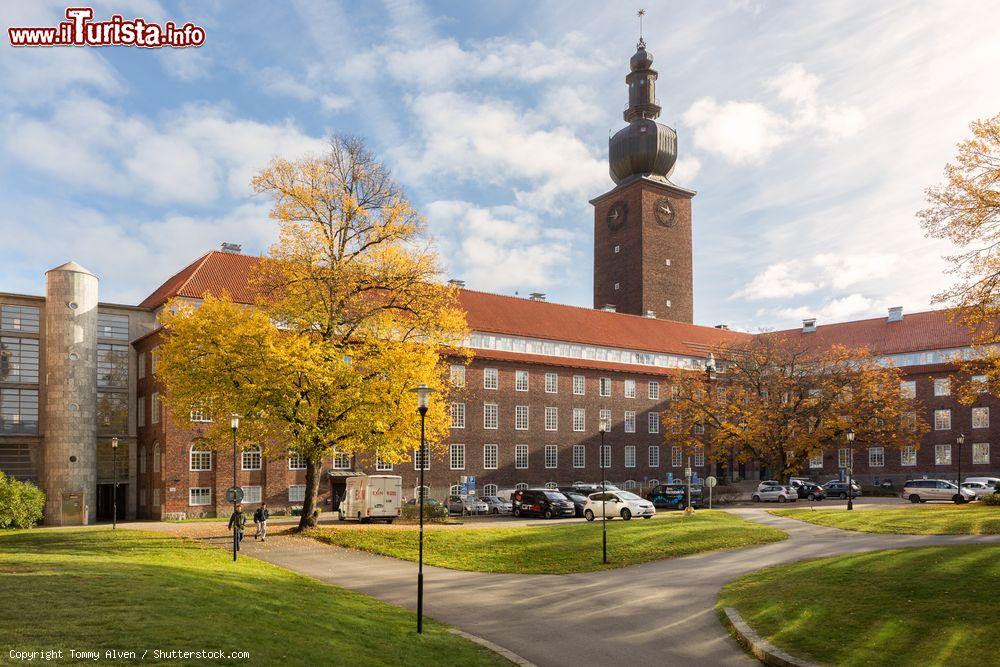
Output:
[751, 482, 798, 503]
[584, 490, 656, 521]
[481, 495, 513, 514]
[902, 479, 976, 504]
[823, 481, 862, 499]
[404, 497, 442, 507]
[561, 491, 590, 517]
[963, 476, 1000, 490]
[646, 483, 703, 510]
[511, 488, 576, 518]
[961, 481, 996, 500]
[794, 482, 826, 501]
[447, 495, 489, 515]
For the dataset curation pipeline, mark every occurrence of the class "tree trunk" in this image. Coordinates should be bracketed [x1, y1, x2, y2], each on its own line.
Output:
[298, 455, 323, 530]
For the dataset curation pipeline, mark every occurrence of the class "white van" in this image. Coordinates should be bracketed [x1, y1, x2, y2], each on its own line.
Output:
[338, 475, 403, 523]
[964, 476, 1000, 489]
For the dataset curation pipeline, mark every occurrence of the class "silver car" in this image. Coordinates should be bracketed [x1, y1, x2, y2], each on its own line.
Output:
[481, 495, 513, 514]
[752, 482, 797, 503]
[447, 495, 489, 515]
[960, 481, 996, 500]
[901, 479, 976, 504]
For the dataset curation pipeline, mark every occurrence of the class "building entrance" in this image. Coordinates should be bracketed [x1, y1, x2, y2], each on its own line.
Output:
[96, 483, 127, 521]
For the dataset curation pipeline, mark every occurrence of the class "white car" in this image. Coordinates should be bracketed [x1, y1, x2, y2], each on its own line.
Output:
[960, 481, 996, 500]
[752, 482, 798, 503]
[584, 490, 656, 521]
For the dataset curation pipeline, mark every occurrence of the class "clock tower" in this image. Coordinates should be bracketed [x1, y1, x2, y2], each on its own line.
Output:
[591, 38, 695, 323]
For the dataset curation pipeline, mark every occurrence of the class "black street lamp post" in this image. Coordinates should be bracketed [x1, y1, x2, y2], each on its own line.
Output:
[956, 433, 965, 495]
[410, 384, 436, 634]
[599, 415, 610, 564]
[231, 415, 239, 562]
[846, 429, 855, 511]
[111, 437, 119, 529]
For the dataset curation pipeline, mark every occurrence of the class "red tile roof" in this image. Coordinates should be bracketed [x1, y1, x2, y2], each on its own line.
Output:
[138, 251, 261, 310]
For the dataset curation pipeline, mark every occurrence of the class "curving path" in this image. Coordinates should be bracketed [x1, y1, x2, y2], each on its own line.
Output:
[191, 510, 1000, 666]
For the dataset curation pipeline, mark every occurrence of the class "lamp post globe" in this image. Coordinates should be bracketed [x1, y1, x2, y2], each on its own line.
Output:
[111, 437, 118, 529]
[409, 384, 436, 634]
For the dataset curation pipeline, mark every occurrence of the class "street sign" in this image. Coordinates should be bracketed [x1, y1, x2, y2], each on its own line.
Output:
[705, 476, 718, 488]
[225, 486, 244, 504]
[684, 468, 692, 478]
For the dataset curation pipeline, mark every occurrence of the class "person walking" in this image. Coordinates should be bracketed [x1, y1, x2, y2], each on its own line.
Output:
[228, 503, 247, 550]
[253, 502, 269, 541]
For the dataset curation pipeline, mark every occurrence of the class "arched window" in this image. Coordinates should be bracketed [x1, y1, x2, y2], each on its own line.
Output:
[623, 480, 637, 491]
[483, 483, 498, 497]
[189, 443, 212, 471]
[515, 482, 528, 491]
[449, 484, 462, 497]
[152, 442, 161, 473]
[544, 481, 558, 490]
[413, 486, 430, 502]
[241, 445, 262, 471]
[648, 479, 659, 488]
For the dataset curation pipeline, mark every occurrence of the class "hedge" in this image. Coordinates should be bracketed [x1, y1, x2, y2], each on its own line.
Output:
[0, 471, 46, 529]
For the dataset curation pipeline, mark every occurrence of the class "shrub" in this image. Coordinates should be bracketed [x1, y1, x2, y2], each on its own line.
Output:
[401, 503, 448, 521]
[981, 493, 1000, 506]
[0, 471, 45, 529]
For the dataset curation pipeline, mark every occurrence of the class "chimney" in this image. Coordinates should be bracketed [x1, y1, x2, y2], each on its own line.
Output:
[601, 304, 617, 312]
[802, 318, 817, 333]
[714, 324, 729, 330]
[644, 310, 657, 318]
[529, 292, 546, 301]
[888, 306, 903, 322]
[220, 242, 242, 253]
[447, 279, 466, 289]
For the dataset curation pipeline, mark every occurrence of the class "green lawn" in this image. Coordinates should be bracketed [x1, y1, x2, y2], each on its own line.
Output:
[771, 504, 1000, 534]
[0, 529, 506, 666]
[719, 545, 1000, 667]
[306, 511, 787, 574]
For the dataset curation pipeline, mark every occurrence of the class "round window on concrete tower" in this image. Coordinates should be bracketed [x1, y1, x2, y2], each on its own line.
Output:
[69, 352, 79, 361]
[68, 403, 79, 412]
[68, 301, 78, 310]
[69, 456, 77, 463]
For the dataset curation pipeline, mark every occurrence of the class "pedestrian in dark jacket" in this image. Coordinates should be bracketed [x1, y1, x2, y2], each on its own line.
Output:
[228, 504, 247, 550]
[253, 503, 269, 541]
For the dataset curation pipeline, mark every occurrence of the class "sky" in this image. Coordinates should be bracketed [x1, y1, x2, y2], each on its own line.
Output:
[1, 0, 999, 331]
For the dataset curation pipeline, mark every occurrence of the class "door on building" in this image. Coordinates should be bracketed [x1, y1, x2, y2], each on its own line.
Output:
[61, 493, 85, 525]
[96, 484, 127, 521]
[329, 478, 346, 511]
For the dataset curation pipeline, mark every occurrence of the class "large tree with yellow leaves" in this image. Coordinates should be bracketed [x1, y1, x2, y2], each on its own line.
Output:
[157, 136, 469, 528]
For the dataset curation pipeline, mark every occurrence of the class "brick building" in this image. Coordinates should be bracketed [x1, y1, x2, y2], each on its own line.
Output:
[0, 39, 996, 522]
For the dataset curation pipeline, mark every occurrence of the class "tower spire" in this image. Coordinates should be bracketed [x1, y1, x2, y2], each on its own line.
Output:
[637, 8, 646, 48]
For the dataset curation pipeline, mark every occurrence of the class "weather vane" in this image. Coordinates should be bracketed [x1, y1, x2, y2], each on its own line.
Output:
[637, 8, 646, 48]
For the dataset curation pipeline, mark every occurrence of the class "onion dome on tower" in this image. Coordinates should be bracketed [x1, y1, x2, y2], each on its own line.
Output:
[608, 38, 678, 185]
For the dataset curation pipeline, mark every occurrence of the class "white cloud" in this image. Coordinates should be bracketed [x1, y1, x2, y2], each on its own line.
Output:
[257, 67, 351, 112]
[159, 48, 212, 82]
[734, 253, 901, 301]
[776, 293, 877, 324]
[732, 260, 821, 300]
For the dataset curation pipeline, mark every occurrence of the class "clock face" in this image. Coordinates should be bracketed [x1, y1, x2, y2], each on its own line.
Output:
[654, 197, 676, 227]
[606, 201, 627, 231]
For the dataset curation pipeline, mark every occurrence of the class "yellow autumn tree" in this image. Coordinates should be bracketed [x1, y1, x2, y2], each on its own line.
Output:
[157, 136, 469, 529]
[661, 336, 927, 481]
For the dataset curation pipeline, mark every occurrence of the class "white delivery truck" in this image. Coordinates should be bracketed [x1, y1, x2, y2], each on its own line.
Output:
[338, 475, 403, 523]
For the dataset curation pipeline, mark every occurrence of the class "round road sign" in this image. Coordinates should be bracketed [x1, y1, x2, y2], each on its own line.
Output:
[225, 486, 244, 503]
[705, 476, 718, 488]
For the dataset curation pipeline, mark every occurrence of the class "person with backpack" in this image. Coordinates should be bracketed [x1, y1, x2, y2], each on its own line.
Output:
[227, 504, 247, 550]
[253, 502, 269, 541]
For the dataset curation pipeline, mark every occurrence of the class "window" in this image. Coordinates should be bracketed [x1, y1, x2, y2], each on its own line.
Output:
[189, 488, 211, 506]
[97, 343, 128, 388]
[413, 448, 429, 470]
[450, 402, 465, 429]
[838, 448, 852, 469]
[625, 445, 636, 468]
[0, 336, 39, 383]
[868, 447, 885, 467]
[624, 411, 636, 433]
[671, 446, 682, 467]
[515, 444, 528, 469]
[599, 409, 612, 431]
[483, 368, 498, 390]
[241, 445, 262, 470]
[449, 484, 462, 497]
[648, 445, 660, 467]
[648, 412, 660, 434]
[515, 483, 528, 491]
[189, 444, 212, 471]
[0, 304, 39, 332]
[484, 403, 498, 430]
[545, 372, 558, 393]
[573, 375, 585, 395]
[0, 388, 38, 434]
[934, 409, 951, 430]
[288, 485, 306, 502]
[972, 442, 990, 465]
[152, 488, 160, 507]
[809, 451, 823, 469]
[242, 486, 262, 504]
[900, 381, 916, 399]
[189, 401, 212, 423]
[151, 349, 160, 374]
[515, 405, 529, 430]
[450, 364, 465, 387]
[332, 451, 351, 470]
[693, 446, 705, 467]
[901, 445, 917, 466]
[139, 488, 147, 507]
[153, 443, 160, 473]
[544, 481, 559, 490]
[138, 353, 145, 379]
[671, 384, 681, 400]
[483, 444, 498, 469]
[623, 480, 637, 491]
[599, 377, 611, 397]
[648, 381, 660, 400]
[375, 454, 393, 471]
[515, 370, 529, 392]
[971, 375, 988, 392]
[97, 313, 129, 340]
[600, 445, 611, 469]
[972, 407, 989, 429]
[934, 378, 951, 396]
[544, 406, 558, 431]
[545, 444, 558, 469]
[413, 486, 430, 501]
[151, 392, 160, 424]
[693, 422, 704, 435]
[483, 483, 498, 497]
[573, 445, 585, 468]
[935, 444, 952, 465]
[624, 379, 636, 398]
[572, 408, 586, 432]
[450, 444, 465, 470]
[97, 392, 128, 433]
[288, 451, 307, 470]
[137, 397, 145, 428]
[139, 446, 147, 472]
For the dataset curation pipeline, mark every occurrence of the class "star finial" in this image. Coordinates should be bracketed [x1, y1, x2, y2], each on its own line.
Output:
[637, 8, 646, 49]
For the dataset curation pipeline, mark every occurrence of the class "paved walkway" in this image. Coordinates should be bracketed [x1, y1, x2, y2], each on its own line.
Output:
[141, 510, 1000, 666]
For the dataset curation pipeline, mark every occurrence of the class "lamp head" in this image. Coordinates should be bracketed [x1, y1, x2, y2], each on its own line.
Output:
[599, 416, 610, 433]
[957, 433, 965, 445]
[111, 437, 118, 449]
[410, 384, 435, 410]
[230, 414, 240, 430]
[846, 428, 855, 443]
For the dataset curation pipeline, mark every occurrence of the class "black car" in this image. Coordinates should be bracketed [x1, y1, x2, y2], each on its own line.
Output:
[511, 489, 576, 518]
[646, 483, 703, 510]
[794, 482, 826, 501]
[823, 481, 862, 499]
[561, 491, 589, 517]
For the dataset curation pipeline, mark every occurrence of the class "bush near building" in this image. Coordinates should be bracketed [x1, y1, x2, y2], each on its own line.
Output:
[0, 472, 45, 529]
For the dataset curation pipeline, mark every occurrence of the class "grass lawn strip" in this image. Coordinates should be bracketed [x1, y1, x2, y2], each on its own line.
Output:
[718, 545, 1000, 667]
[771, 504, 1000, 535]
[0, 529, 507, 666]
[306, 510, 787, 574]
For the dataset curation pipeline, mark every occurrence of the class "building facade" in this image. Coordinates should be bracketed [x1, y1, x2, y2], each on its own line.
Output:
[1, 40, 996, 521]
